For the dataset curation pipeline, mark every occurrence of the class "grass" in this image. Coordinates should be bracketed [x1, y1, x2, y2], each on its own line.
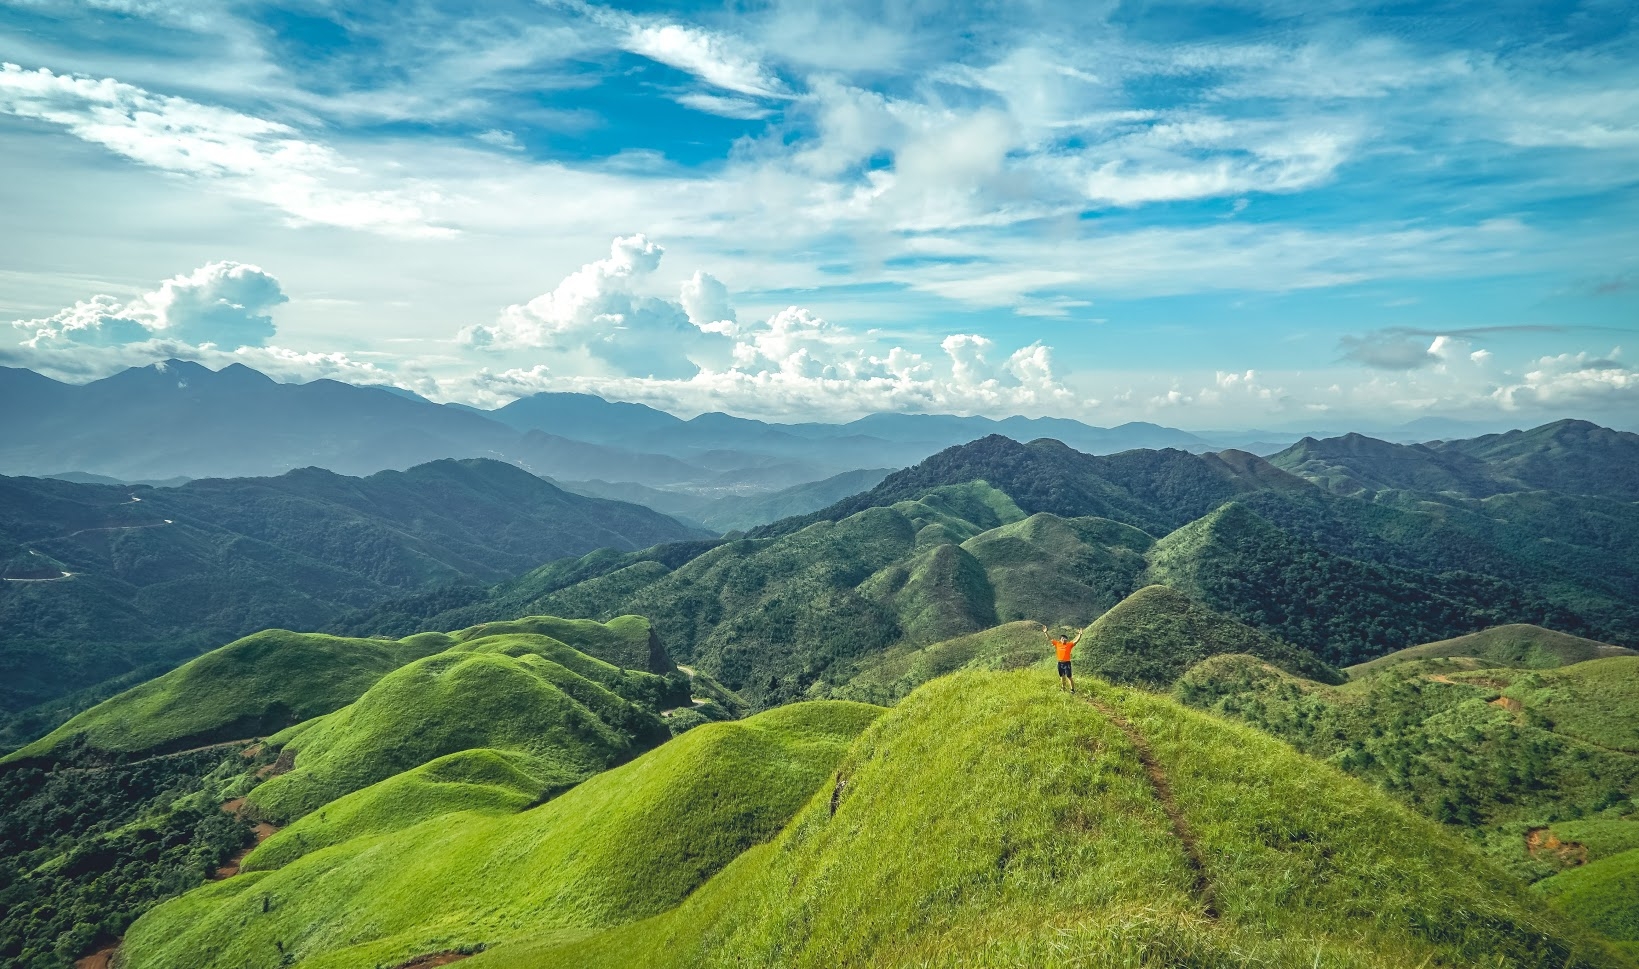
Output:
[120, 701, 882, 969]
[828, 620, 1048, 704]
[1174, 653, 1639, 884]
[3, 629, 451, 763]
[1347, 625, 1634, 677]
[1536, 848, 1639, 952]
[480, 669, 1625, 968]
[242, 748, 553, 871]
[1080, 584, 1343, 688]
[243, 630, 679, 822]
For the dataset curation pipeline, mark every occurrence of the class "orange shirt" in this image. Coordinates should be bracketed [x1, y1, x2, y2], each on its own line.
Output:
[1053, 638, 1075, 662]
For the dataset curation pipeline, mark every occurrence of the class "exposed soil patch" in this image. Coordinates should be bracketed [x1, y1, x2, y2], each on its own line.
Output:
[213, 799, 282, 879]
[391, 951, 475, 968]
[75, 943, 120, 969]
[1489, 696, 1523, 714]
[1081, 694, 1218, 920]
[1525, 828, 1588, 867]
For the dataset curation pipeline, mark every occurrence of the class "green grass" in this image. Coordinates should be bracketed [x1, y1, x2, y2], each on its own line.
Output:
[120, 701, 882, 969]
[828, 620, 1048, 704]
[3, 629, 452, 763]
[244, 631, 678, 822]
[1536, 848, 1639, 950]
[961, 513, 1153, 628]
[1504, 658, 1639, 754]
[1174, 653, 1639, 884]
[1348, 625, 1634, 677]
[483, 669, 1625, 968]
[1081, 585, 1343, 688]
[446, 614, 664, 672]
[242, 748, 553, 871]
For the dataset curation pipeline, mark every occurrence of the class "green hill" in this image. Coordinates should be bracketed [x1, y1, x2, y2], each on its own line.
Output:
[0, 460, 707, 749]
[3, 629, 453, 763]
[121, 701, 883, 969]
[828, 620, 1048, 704]
[336, 482, 1175, 710]
[472, 670, 1623, 968]
[1143, 502, 1570, 666]
[1537, 848, 1639, 959]
[243, 624, 686, 822]
[1433, 419, 1639, 501]
[241, 748, 562, 871]
[1348, 625, 1636, 677]
[1175, 653, 1639, 884]
[1079, 585, 1344, 687]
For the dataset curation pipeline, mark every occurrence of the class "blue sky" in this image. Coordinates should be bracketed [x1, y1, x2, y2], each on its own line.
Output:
[1, 0, 1636, 429]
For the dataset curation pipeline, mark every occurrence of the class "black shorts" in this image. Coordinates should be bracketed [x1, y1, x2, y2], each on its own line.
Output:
[1058, 661, 1073, 677]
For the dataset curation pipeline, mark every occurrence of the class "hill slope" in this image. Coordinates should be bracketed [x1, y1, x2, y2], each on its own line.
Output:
[121, 702, 883, 969]
[0, 459, 704, 747]
[1347, 625, 1636, 676]
[1079, 584, 1343, 687]
[338, 483, 1173, 709]
[479, 670, 1625, 968]
[242, 627, 684, 822]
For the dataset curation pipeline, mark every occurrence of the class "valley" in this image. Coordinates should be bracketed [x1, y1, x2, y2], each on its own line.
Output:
[1, 394, 1636, 967]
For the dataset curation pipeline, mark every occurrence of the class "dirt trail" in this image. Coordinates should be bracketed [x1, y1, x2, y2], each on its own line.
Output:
[214, 798, 282, 879]
[1525, 828, 1587, 866]
[75, 943, 119, 969]
[391, 952, 473, 967]
[1081, 693, 1218, 920]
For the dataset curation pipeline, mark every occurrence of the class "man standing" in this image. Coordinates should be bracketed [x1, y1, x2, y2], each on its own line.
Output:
[1041, 623, 1082, 693]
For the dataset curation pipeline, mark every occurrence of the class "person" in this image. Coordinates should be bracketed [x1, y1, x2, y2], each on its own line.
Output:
[1040, 622, 1081, 693]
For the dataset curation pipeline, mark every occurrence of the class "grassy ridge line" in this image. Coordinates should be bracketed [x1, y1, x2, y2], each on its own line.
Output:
[1347, 624, 1635, 677]
[242, 748, 552, 871]
[2, 630, 454, 764]
[490, 669, 1625, 969]
[243, 630, 683, 822]
[120, 701, 883, 969]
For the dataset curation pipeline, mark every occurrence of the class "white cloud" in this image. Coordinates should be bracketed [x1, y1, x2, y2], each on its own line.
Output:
[623, 21, 786, 99]
[460, 234, 725, 379]
[672, 92, 775, 120]
[0, 63, 450, 236]
[13, 261, 287, 349]
[475, 129, 524, 151]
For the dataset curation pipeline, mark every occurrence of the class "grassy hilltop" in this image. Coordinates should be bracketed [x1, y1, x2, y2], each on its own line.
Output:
[117, 669, 1628, 969]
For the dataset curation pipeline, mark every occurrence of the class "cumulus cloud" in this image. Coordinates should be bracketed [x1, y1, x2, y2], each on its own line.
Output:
[458, 236, 1073, 419]
[13, 261, 287, 349]
[1494, 350, 1637, 410]
[460, 234, 723, 379]
[0, 63, 449, 236]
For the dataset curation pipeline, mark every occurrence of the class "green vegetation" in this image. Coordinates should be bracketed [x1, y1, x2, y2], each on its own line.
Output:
[0, 460, 705, 751]
[828, 620, 1047, 704]
[1080, 584, 1343, 687]
[1347, 624, 1634, 676]
[242, 748, 552, 871]
[483, 670, 1623, 968]
[1146, 502, 1573, 666]
[1174, 654, 1639, 886]
[0, 743, 260, 968]
[244, 627, 684, 822]
[5, 630, 451, 764]
[1537, 849, 1639, 957]
[121, 702, 882, 969]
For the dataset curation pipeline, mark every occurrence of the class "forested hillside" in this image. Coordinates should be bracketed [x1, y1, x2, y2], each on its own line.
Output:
[0, 460, 703, 749]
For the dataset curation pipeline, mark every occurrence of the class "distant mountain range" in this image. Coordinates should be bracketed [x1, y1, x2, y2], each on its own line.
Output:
[11, 360, 1562, 499]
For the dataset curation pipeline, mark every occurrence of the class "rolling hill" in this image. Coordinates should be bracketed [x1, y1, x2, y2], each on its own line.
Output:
[0, 459, 704, 749]
[118, 669, 1631, 968]
[1077, 584, 1343, 687]
[1347, 625, 1636, 676]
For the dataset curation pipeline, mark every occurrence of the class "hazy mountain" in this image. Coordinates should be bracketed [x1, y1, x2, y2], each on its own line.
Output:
[2, 363, 1229, 493]
[557, 467, 897, 533]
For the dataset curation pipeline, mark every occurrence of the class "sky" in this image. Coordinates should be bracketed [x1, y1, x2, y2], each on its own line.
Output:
[1, 0, 1636, 430]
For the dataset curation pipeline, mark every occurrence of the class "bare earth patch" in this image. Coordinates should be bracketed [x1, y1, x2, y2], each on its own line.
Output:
[213, 799, 282, 879]
[1525, 827, 1587, 867]
[391, 951, 475, 967]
